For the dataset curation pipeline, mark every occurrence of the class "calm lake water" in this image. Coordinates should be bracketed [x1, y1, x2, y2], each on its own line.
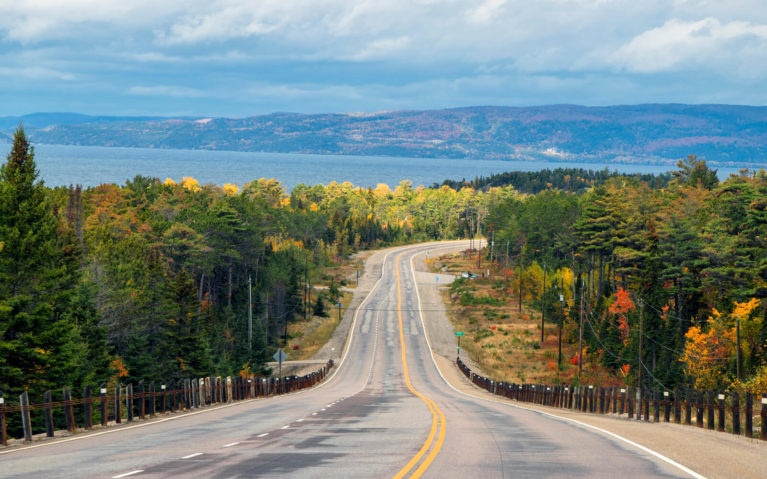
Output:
[0, 143, 743, 190]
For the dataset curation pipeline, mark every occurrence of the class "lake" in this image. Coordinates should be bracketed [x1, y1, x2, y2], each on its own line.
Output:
[0, 143, 743, 190]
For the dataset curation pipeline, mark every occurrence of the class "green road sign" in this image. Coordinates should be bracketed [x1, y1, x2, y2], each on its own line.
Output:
[454, 331, 464, 336]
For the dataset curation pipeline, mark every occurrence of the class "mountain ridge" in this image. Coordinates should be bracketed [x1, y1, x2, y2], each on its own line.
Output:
[2, 104, 766, 167]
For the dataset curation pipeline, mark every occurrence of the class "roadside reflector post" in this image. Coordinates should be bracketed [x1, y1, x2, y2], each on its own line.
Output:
[160, 384, 166, 414]
[20, 391, 32, 441]
[44, 390, 54, 437]
[619, 388, 626, 415]
[717, 393, 726, 432]
[63, 387, 76, 433]
[100, 385, 107, 426]
[0, 392, 7, 446]
[663, 390, 670, 422]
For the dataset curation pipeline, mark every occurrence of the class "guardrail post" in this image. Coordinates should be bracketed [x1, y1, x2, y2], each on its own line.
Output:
[760, 393, 767, 441]
[695, 390, 703, 427]
[684, 388, 692, 425]
[44, 390, 54, 437]
[84, 385, 92, 429]
[673, 388, 681, 424]
[706, 391, 715, 430]
[148, 382, 155, 416]
[20, 391, 32, 441]
[115, 384, 122, 424]
[619, 388, 625, 415]
[732, 390, 740, 435]
[717, 392, 725, 432]
[745, 392, 753, 437]
[627, 387, 634, 419]
[0, 391, 6, 446]
[138, 381, 145, 419]
[191, 379, 198, 408]
[126, 384, 134, 422]
[100, 384, 107, 426]
[63, 388, 76, 433]
[653, 389, 660, 422]
[161, 384, 167, 413]
[643, 389, 650, 421]
[663, 390, 670, 422]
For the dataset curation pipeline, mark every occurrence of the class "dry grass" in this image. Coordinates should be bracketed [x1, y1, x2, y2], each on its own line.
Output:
[432, 249, 621, 386]
[287, 291, 352, 360]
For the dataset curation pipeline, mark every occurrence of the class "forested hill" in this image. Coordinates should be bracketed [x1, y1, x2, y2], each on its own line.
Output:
[5, 104, 767, 167]
[439, 167, 674, 193]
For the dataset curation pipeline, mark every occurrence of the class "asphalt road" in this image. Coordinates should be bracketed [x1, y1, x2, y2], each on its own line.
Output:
[0, 242, 696, 478]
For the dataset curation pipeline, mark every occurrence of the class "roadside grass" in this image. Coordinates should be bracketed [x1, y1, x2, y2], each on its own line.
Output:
[432, 249, 623, 387]
[287, 291, 352, 360]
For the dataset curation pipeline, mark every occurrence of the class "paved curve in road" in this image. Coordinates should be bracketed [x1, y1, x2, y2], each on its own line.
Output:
[1, 242, 695, 478]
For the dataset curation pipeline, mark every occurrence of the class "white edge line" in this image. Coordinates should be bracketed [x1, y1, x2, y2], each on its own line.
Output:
[0, 246, 401, 457]
[222, 442, 239, 447]
[408, 246, 706, 479]
[112, 471, 144, 479]
[181, 452, 202, 459]
[257, 433, 269, 437]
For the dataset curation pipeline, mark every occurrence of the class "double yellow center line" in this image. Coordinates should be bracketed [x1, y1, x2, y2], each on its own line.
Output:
[392, 252, 446, 479]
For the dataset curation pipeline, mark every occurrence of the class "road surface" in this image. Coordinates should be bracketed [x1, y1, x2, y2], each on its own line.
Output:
[0, 242, 697, 478]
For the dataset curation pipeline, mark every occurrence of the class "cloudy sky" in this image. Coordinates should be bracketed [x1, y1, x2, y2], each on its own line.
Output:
[1, 0, 766, 117]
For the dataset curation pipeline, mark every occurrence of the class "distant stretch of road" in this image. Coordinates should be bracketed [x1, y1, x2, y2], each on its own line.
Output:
[1, 242, 695, 478]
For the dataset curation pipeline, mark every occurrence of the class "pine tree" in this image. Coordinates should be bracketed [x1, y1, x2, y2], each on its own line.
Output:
[0, 127, 80, 402]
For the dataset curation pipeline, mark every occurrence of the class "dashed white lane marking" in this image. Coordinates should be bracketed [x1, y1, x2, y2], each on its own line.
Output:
[296, 418, 304, 422]
[311, 413, 317, 416]
[181, 453, 202, 459]
[320, 409, 326, 411]
[223, 442, 239, 448]
[257, 433, 269, 438]
[280, 425, 289, 429]
[112, 471, 144, 479]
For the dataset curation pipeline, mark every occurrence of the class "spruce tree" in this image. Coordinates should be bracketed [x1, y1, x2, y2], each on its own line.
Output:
[0, 127, 80, 403]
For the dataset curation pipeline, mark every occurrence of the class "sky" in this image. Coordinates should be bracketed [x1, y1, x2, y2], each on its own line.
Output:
[1, 0, 766, 117]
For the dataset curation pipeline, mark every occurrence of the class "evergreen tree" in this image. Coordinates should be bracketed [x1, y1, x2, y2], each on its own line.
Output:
[0, 126, 80, 401]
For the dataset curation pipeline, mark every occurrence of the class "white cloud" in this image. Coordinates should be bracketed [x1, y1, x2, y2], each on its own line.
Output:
[606, 18, 767, 76]
[0, 65, 75, 80]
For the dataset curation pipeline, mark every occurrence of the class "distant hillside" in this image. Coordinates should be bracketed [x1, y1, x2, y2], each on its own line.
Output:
[5, 105, 767, 167]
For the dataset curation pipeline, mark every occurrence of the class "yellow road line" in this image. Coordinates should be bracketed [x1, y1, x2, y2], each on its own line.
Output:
[392, 252, 446, 479]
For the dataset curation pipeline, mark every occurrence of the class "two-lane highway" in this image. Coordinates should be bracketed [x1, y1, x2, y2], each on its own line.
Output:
[1, 242, 697, 478]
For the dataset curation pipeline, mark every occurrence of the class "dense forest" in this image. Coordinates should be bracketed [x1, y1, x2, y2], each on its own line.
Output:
[1, 125, 765, 415]
[439, 167, 673, 193]
[485, 156, 767, 394]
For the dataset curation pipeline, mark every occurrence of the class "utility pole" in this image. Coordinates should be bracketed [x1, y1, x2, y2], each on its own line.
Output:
[264, 292, 269, 345]
[248, 275, 252, 350]
[578, 277, 584, 379]
[505, 241, 510, 290]
[518, 256, 523, 314]
[304, 252, 308, 320]
[541, 263, 546, 343]
[558, 293, 564, 368]
[736, 315, 741, 380]
[638, 299, 644, 410]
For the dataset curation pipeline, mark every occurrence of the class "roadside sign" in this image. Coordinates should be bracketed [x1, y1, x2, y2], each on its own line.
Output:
[454, 332, 464, 336]
[273, 349, 287, 363]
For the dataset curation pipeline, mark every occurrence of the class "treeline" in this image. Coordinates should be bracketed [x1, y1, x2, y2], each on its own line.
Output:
[438, 167, 673, 194]
[486, 156, 767, 393]
[0, 127, 507, 412]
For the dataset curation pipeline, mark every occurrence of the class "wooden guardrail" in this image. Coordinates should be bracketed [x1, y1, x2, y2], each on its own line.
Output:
[0, 359, 333, 446]
[456, 357, 766, 440]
